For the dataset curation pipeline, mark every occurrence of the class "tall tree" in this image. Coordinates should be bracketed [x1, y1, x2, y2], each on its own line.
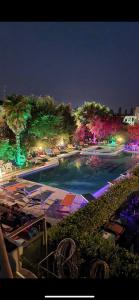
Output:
[29, 115, 63, 139]
[117, 107, 122, 116]
[29, 95, 56, 120]
[56, 103, 76, 137]
[75, 101, 110, 125]
[124, 109, 128, 116]
[130, 107, 134, 115]
[3, 95, 31, 165]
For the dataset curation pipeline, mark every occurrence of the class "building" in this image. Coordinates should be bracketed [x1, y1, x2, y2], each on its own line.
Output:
[123, 107, 139, 125]
[123, 115, 136, 126]
[135, 107, 139, 123]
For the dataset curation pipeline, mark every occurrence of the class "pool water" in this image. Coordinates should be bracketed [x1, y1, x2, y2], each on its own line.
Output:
[22, 153, 139, 194]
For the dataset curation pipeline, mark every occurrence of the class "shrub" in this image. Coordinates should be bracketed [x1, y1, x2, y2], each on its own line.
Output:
[0, 140, 16, 162]
[48, 166, 139, 278]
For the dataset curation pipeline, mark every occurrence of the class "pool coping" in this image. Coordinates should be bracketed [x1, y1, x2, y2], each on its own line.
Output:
[80, 146, 124, 156]
[124, 149, 139, 154]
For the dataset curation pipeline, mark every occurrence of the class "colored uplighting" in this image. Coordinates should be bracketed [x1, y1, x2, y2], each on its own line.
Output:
[57, 137, 65, 147]
[116, 136, 123, 143]
[75, 160, 81, 169]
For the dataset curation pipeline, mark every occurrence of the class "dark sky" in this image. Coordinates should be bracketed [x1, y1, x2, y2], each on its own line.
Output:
[0, 22, 139, 112]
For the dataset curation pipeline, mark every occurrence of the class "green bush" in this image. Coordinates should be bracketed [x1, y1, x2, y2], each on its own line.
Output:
[49, 175, 139, 244]
[48, 167, 139, 278]
[0, 140, 16, 162]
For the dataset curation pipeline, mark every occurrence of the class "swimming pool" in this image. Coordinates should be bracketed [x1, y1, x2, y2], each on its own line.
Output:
[21, 153, 139, 194]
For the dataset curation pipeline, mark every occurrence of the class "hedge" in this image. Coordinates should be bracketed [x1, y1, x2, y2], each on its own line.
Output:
[48, 165, 139, 278]
[48, 174, 139, 244]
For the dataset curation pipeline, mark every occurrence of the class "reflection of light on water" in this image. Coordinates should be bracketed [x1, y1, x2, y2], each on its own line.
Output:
[60, 158, 64, 163]
[133, 154, 139, 159]
[75, 160, 81, 169]
[86, 156, 102, 167]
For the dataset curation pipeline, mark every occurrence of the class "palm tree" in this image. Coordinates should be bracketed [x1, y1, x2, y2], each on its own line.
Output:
[3, 95, 31, 166]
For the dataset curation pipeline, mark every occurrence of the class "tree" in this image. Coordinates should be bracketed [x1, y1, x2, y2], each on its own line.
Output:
[74, 124, 87, 143]
[117, 107, 122, 116]
[29, 115, 63, 139]
[29, 95, 56, 120]
[128, 124, 139, 141]
[56, 103, 76, 141]
[75, 101, 111, 125]
[0, 140, 16, 161]
[109, 109, 114, 116]
[87, 117, 104, 143]
[3, 95, 31, 166]
[130, 107, 134, 115]
[124, 109, 128, 116]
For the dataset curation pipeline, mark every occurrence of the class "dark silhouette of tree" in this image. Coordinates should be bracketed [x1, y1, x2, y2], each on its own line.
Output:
[109, 109, 114, 116]
[130, 107, 134, 115]
[124, 109, 128, 116]
[117, 107, 122, 116]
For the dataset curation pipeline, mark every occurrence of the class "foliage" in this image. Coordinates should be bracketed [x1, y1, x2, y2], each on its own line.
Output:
[128, 124, 139, 141]
[74, 124, 87, 142]
[48, 168, 139, 278]
[75, 101, 111, 124]
[29, 95, 56, 120]
[3, 95, 31, 165]
[29, 115, 63, 139]
[4, 95, 31, 135]
[0, 140, 16, 161]
[74, 102, 123, 143]
[56, 103, 76, 136]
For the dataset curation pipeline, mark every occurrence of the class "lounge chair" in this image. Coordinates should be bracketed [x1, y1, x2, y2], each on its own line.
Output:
[30, 190, 54, 202]
[4, 182, 27, 192]
[17, 184, 42, 195]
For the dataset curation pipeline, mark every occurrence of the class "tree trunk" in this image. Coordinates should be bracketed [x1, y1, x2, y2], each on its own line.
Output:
[16, 132, 21, 165]
[93, 133, 97, 144]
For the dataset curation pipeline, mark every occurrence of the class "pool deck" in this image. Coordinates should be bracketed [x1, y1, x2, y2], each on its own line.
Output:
[0, 158, 59, 184]
[0, 150, 86, 226]
[57, 150, 79, 159]
[0, 148, 136, 228]
[80, 145, 124, 156]
[124, 149, 139, 154]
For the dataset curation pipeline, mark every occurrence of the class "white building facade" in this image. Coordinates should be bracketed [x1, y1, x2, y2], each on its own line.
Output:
[123, 107, 139, 125]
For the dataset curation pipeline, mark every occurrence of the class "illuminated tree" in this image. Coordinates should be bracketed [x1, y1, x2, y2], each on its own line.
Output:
[56, 103, 76, 137]
[87, 117, 104, 143]
[75, 101, 111, 125]
[30, 95, 56, 118]
[74, 124, 87, 142]
[3, 95, 31, 165]
[128, 124, 139, 141]
[29, 115, 63, 139]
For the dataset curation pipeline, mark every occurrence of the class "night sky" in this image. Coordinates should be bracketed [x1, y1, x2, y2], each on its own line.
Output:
[0, 22, 139, 112]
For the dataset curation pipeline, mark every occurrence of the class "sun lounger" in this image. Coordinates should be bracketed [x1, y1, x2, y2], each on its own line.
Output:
[30, 190, 54, 202]
[2, 181, 18, 187]
[18, 184, 42, 195]
[5, 183, 27, 192]
[61, 194, 76, 206]
[56, 209, 69, 214]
